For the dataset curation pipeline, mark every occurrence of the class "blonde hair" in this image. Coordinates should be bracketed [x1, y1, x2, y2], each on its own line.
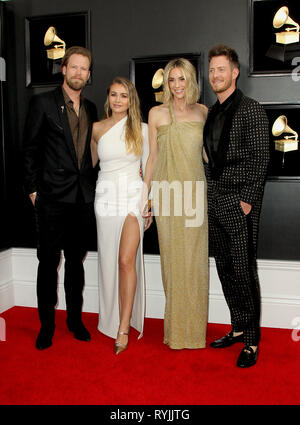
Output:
[104, 77, 143, 156]
[163, 58, 200, 105]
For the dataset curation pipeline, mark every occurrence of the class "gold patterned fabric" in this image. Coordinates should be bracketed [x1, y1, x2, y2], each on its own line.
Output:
[153, 104, 209, 349]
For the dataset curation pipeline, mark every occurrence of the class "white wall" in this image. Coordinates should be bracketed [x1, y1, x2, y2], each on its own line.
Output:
[1, 248, 300, 329]
[0, 249, 14, 313]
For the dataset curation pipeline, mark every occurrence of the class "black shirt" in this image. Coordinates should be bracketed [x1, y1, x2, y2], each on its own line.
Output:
[205, 89, 238, 166]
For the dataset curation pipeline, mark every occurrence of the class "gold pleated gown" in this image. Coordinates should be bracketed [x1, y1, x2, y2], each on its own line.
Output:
[153, 104, 208, 349]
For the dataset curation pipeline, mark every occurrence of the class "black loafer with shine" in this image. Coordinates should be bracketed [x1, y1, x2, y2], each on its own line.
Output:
[237, 345, 259, 368]
[210, 331, 244, 348]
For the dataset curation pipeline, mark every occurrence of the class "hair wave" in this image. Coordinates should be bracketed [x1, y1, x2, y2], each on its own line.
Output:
[104, 77, 143, 156]
[163, 58, 200, 105]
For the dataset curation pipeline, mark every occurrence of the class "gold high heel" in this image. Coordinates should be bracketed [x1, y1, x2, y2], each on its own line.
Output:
[114, 329, 129, 355]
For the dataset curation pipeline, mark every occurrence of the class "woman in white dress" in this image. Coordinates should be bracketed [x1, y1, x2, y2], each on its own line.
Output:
[91, 77, 152, 354]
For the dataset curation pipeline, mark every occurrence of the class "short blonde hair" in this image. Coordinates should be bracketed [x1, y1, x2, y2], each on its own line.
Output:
[104, 76, 143, 156]
[163, 58, 200, 105]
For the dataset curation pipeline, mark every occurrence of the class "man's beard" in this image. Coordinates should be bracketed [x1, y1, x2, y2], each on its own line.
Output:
[211, 79, 232, 94]
[65, 76, 86, 91]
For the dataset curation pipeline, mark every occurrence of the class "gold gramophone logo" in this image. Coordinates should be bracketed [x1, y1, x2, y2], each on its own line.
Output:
[152, 68, 164, 103]
[44, 26, 66, 60]
[273, 6, 299, 44]
[272, 115, 298, 153]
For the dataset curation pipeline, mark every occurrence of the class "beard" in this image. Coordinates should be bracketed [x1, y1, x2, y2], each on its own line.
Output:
[65, 76, 87, 91]
[210, 78, 232, 94]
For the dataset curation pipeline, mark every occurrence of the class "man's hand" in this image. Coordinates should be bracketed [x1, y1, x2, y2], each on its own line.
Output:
[240, 200, 252, 215]
[29, 192, 37, 206]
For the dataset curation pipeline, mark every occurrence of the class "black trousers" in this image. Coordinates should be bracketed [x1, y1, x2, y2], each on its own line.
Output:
[34, 195, 95, 331]
[208, 192, 262, 346]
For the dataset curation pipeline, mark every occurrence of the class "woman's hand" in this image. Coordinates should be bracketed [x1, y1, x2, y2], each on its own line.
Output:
[141, 199, 152, 218]
[144, 215, 153, 231]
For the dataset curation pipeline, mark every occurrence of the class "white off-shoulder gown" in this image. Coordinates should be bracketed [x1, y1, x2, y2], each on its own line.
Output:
[94, 116, 149, 339]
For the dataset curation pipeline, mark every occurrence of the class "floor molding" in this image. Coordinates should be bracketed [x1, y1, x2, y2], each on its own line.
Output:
[0, 248, 299, 329]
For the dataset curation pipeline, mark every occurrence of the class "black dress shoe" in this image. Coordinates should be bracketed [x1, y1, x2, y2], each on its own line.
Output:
[35, 329, 54, 350]
[210, 331, 244, 348]
[67, 320, 91, 342]
[237, 345, 259, 368]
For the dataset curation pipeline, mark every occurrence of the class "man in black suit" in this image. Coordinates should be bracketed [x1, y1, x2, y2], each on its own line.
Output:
[23, 46, 98, 350]
[203, 45, 270, 367]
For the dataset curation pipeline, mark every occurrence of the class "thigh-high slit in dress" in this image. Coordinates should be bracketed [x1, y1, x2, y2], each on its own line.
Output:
[94, 116, 149, 339]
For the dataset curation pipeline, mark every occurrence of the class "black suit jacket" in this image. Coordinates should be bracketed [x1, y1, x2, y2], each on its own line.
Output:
[23, 86, 98, 203]
[203, 90, 270, 210]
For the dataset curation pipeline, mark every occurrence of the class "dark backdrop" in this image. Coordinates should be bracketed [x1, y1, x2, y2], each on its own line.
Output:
[1, 0, 300, 260]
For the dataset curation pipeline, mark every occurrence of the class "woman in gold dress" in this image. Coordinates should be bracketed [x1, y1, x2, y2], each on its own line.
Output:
[142, 58, 209, 349]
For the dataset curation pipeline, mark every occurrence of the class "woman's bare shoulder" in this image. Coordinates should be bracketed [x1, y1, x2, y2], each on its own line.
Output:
[148, 104, 170, 126]
[195, 103, 208, 120]
[92, 118, 111, 140]
[149, 104, 168, 115]
[93, 118, 110, 131]
[195, 103, 208, 113]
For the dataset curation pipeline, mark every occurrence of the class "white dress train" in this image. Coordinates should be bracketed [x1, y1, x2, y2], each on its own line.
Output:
[94, 116, 149, 339]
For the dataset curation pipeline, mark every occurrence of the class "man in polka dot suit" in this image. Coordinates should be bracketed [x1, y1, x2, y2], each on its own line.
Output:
[203, 44, 270, 368]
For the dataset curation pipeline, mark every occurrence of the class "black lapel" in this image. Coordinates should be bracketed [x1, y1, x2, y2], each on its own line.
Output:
[79, 98, 94, 169]
[53, 86, 79, 169]
[215, 89, 244, 170]
[203, 102, 219, 167]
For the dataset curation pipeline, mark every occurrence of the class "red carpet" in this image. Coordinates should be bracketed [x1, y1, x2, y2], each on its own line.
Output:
[0, 306, 300, 405]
